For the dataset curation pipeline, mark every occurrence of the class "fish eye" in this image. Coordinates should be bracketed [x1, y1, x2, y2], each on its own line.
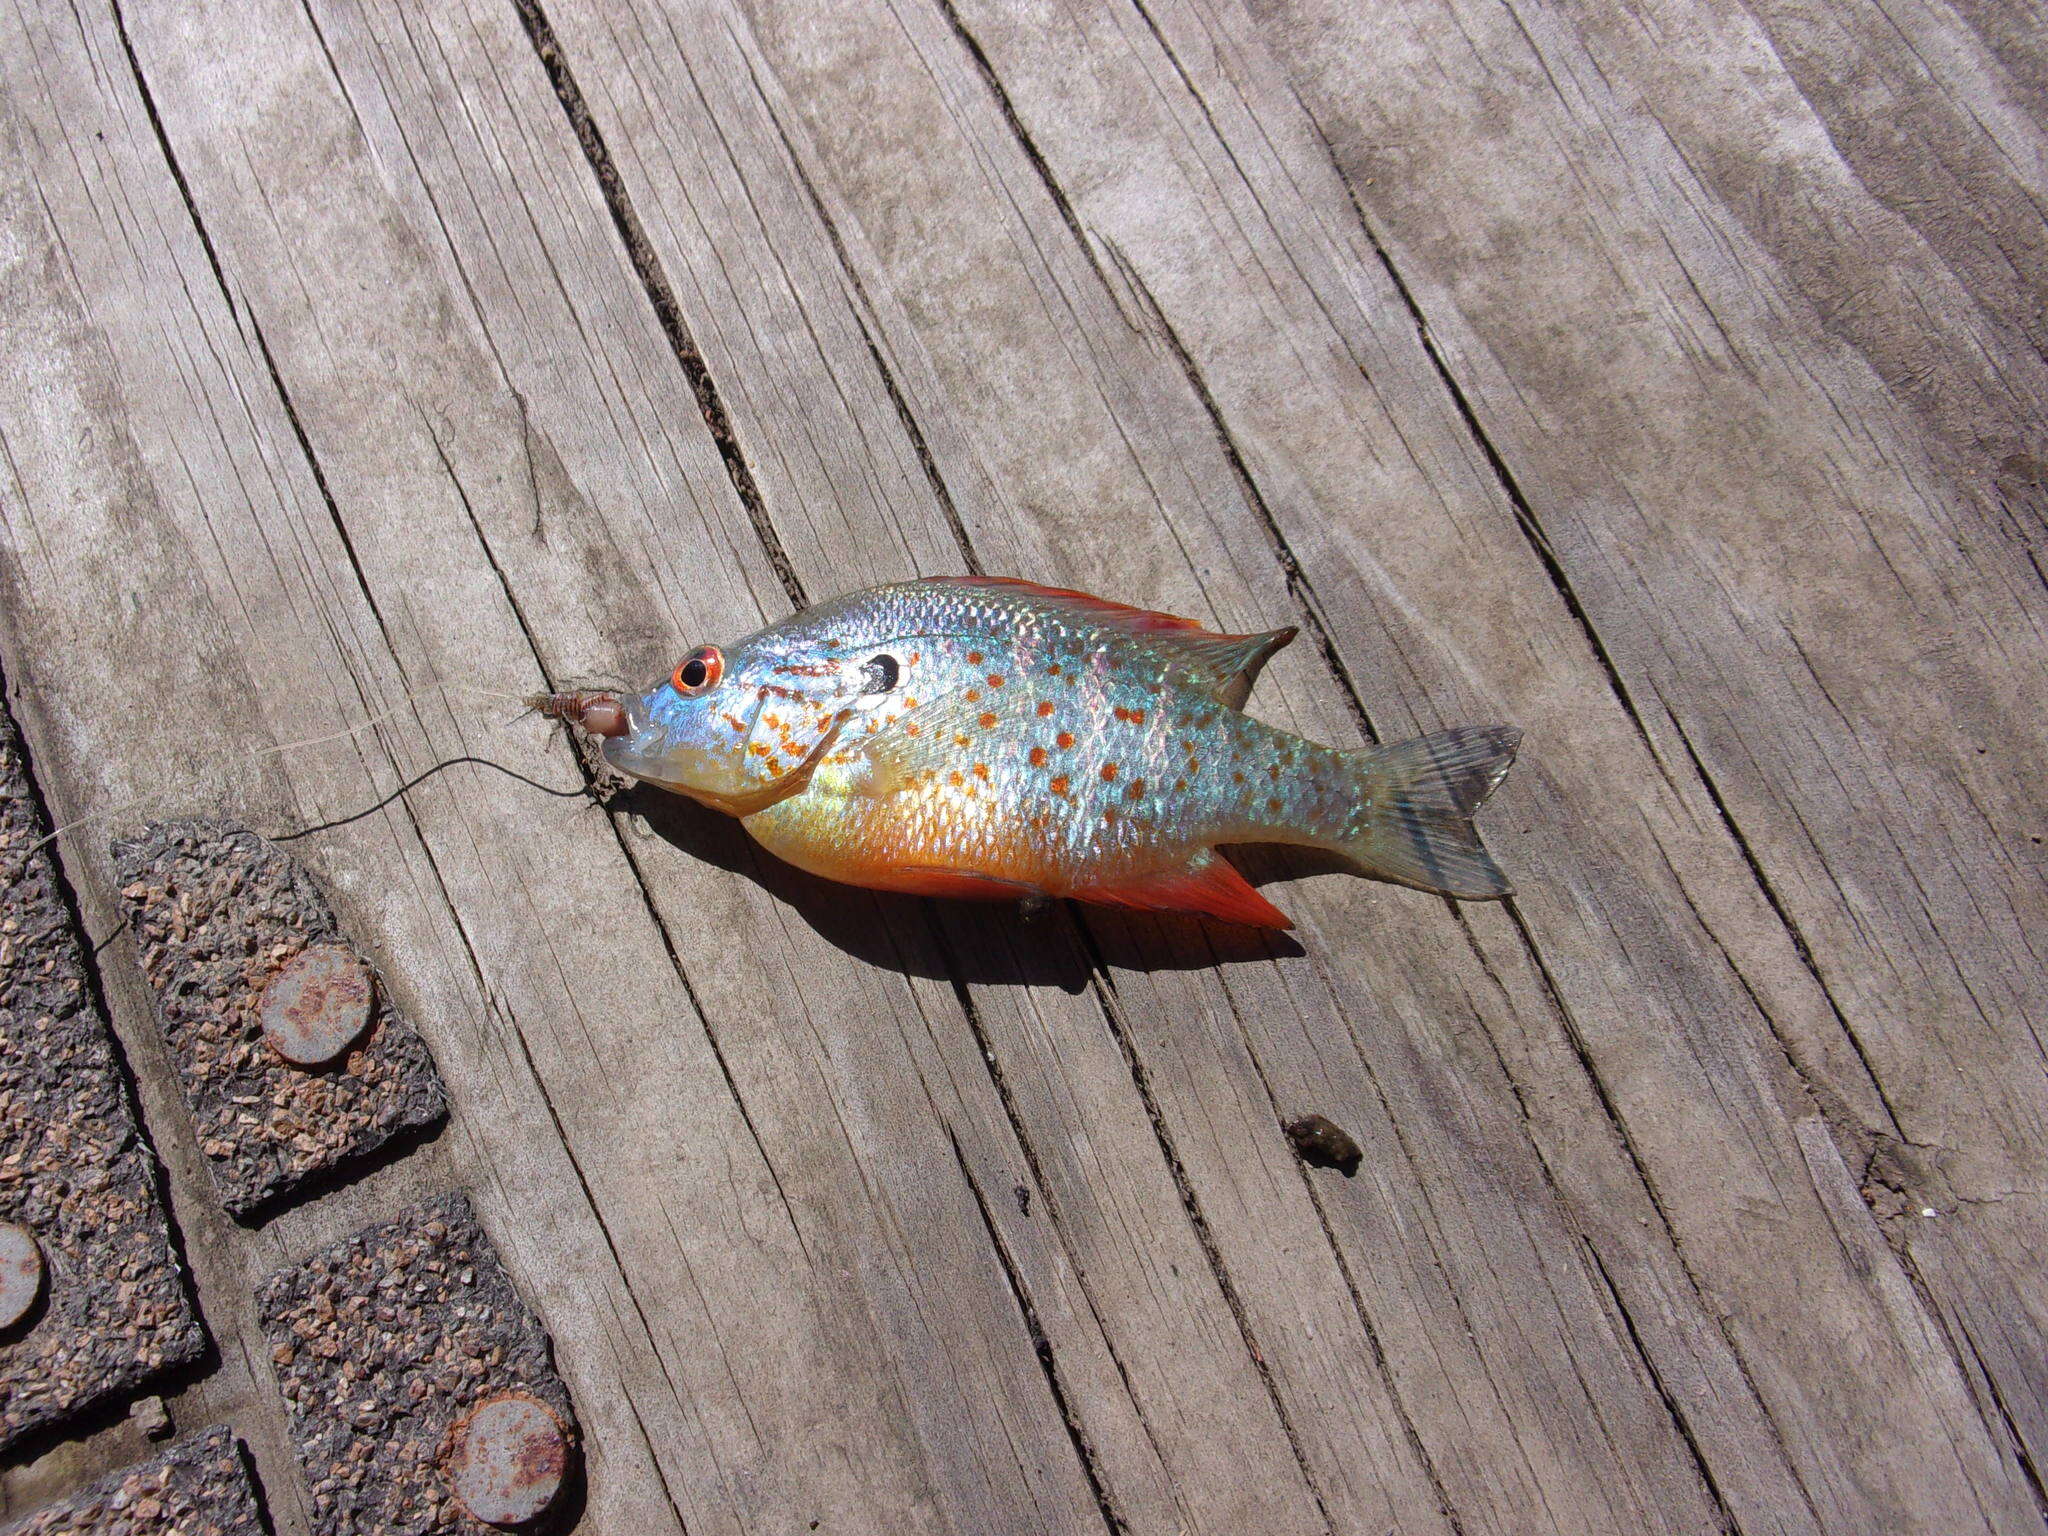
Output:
[860, 653, 900, 694]
[670, 645, 724, 696]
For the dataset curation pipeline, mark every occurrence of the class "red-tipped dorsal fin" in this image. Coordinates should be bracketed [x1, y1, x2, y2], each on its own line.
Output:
[934, 577, 1296, 703]
[938, 575, 1210, 633]
[1082, 851, 1293, 930]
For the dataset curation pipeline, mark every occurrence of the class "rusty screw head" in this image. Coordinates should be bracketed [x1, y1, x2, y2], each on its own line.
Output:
[0, 1221, 44, 1330]
[258, 943, 374, 1067]
[449, 1391, 571, 1528]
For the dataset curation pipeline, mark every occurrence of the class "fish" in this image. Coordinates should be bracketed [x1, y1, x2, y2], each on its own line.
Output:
[538, 576, 1519, 929]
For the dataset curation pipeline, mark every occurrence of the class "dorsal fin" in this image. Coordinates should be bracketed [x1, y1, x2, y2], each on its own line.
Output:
[934, 577, 1296, 703]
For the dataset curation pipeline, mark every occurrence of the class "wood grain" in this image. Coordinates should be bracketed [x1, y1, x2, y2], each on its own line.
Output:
[0, 0, 2040, 1531]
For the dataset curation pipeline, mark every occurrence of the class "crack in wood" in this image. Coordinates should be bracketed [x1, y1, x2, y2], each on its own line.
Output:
[1579, 1238, 1757, 1536]
[732, 28, 983, 579]
[423, 411, 817, 1268]
[1203, 965, 1472, 1536]
[1295, 94, 1681, 793]
[1066, 927, 1338, 1536]
[946, 1125, 1129, 1536]
[1103, 235, 1387, 749]
[1654, 693, 1907, 1137]
[509, 0, 805, 610]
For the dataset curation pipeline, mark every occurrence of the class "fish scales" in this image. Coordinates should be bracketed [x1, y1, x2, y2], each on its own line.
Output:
[552, 577, 1519, 929]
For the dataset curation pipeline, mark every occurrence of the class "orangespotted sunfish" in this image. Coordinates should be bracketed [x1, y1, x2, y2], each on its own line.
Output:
[538, 577, 1519, 929]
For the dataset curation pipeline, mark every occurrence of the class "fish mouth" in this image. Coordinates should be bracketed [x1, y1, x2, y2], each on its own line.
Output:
[596, 697, 787, 816]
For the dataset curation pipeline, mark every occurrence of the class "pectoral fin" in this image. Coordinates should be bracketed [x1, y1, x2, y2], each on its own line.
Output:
[858, 688, 994, 798]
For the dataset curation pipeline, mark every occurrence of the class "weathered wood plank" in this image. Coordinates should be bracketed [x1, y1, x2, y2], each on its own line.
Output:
[2, 1, 1103, 1530]
[1233, 0, 2048, 1488]
[516, 2, 1792, 1532]
[1, 0, 2040, 1531]
[712, 0, 2042, 1529]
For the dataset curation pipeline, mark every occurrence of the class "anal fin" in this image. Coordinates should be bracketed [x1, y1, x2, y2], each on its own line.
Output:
[1082, 851, 1292, 930]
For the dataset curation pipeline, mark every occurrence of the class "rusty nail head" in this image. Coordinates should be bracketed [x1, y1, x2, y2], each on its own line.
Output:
[0, 1221, 44, 1330]
[258, 943, 373, 1066]
[449, 1391, 571, 1528]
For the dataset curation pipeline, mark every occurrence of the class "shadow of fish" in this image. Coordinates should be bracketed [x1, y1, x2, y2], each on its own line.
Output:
[536, 577, 1519, 929]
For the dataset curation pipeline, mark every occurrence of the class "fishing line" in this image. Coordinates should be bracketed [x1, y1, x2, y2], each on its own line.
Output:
[23, 680, 597, 855]
[269, 756, 590, 842]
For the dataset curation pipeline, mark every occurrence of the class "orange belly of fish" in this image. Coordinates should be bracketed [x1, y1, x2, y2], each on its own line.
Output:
[743, 781, 1075, 902]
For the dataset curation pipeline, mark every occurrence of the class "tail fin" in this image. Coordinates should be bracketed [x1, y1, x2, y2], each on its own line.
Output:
[1344, 726, 1521, 899]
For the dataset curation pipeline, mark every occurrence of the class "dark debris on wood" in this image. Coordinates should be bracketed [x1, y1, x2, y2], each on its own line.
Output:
[1283, 1114, 1363, 1177]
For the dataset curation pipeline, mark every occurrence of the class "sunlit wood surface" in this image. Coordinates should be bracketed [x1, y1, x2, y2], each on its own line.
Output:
[2, 0, 2044, 1529]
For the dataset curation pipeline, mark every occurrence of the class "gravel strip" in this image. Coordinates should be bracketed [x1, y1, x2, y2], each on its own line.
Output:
[257, 1193, 578, 1534]
[111, 822, 446, 1217]
[0, 1426, 265, 1535]
[0, 717, 204, 1454]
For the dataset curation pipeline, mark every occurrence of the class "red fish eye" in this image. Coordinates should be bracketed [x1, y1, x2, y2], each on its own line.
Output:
[671, 645, 724, 695]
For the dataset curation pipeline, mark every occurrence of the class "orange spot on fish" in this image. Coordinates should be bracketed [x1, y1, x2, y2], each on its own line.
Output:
[968, 651, 984, 665]
[1125, 779, 1146, 800]
[973, 763, 990, 780]
[965, 689, 981, 703]
[986, 674, 1005, 688]
[1037, 701, 1055, 718]
[1113, 706, 1147, 724]
[1047, 663, 1061, 676]
[1100, 763, 1118, 781]
[949, 770, 964, 787]
[906, 724, 921, 736]
[979, 713, 998, 729]
[1029, 746, 1048, 767]
[750, 742, 771, 756]
[1056, 731, 1075, 749]
[724, 714, 747, 733]
[1232, 770, 1246, 783]
[1267, 797, 1283, 813]
[1050, 775, 1070, 797]
[1103, 807, 1118, 824]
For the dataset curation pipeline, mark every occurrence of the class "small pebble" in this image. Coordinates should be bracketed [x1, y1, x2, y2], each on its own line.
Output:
[132, 1393, 173, 1439]
[0, 1221, 44, 1330]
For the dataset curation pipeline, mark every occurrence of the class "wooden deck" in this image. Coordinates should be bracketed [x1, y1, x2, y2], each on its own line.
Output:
[3, 0, 2044, 1530]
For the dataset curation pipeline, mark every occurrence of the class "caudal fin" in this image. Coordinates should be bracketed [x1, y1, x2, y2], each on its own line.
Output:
[1344, 726, 1520, 899]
